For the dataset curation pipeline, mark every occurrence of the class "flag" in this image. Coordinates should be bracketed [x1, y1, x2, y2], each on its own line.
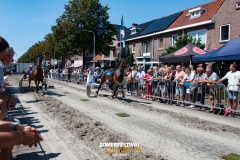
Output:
[120, 15, 125, 48]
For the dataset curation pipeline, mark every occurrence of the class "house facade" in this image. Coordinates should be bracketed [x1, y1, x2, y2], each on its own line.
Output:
[116, 0, 240, 69]
[66, 0, 240, 69]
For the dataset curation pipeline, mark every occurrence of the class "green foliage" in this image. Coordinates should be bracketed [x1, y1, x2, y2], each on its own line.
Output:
[18, 0, 117, 68]
[116, 113, 130, 117]
[80, 99, 89, 101]
[160, 34, 205, 57]
[222, 153, 240, 160]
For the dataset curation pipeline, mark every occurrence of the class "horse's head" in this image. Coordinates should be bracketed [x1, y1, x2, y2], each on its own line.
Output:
[36, 57, 43, 67]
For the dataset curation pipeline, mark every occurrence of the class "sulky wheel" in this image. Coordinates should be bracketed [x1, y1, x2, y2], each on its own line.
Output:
[86, 84, 91, 97]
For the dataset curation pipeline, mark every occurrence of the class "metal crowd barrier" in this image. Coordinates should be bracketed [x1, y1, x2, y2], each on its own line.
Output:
[49, 73, 239, 117]
[123, 77, 240, 116]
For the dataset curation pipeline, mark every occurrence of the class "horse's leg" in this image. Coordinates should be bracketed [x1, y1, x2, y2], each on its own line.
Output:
[121, 83, 125, 98]
[112, 81, 119, 99]
[96, 73, 106, 96]
[28, 78, 31, 89]
[34, 79, 37, 93]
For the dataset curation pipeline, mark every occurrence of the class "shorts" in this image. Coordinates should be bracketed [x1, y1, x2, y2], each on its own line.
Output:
[209, 89, 220, 97]
[228, 90, 239, 100]
[175, 86, 184, 96]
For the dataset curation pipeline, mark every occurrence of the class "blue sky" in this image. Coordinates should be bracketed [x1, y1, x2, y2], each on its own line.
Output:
[0, 0, 211, 61]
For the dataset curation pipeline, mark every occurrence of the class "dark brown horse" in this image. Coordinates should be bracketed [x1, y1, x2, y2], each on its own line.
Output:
[28, 57, 44, 93]
[95, 58, 128, 98]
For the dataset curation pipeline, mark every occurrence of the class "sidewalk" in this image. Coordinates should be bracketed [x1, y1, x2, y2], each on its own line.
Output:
[7, 85, 80, 159]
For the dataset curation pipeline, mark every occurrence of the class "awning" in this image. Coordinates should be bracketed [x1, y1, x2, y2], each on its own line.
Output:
[212, 45, 222, 51]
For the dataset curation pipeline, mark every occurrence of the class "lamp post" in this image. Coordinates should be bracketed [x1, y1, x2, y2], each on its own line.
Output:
[80, 29, 95, 70]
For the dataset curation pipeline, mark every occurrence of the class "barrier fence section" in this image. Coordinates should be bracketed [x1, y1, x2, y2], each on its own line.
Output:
[124, 77, 239, 116]
[49, 73, 239, 117]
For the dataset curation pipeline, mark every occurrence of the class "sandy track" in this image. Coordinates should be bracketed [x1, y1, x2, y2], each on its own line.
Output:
[8, 75, 240, 160]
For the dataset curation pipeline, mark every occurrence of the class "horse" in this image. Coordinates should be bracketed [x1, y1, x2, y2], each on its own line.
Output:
[95, 58, 129, 98]
[28, 57, 45, 93]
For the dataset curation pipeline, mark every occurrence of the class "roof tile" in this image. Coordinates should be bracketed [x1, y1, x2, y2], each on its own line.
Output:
[167, 0, 224, 29]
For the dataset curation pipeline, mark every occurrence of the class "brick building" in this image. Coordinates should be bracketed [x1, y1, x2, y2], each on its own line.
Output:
[115, 0, 240, 69]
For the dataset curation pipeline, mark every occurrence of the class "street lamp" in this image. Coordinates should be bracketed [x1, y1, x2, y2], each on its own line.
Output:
[80, 29, 95, 70]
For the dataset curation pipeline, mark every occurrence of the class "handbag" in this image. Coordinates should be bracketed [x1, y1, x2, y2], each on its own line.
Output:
[214, 104, 224, 115]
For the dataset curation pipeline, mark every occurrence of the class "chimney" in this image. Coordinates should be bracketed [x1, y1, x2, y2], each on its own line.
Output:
[132, 23, 137, 28]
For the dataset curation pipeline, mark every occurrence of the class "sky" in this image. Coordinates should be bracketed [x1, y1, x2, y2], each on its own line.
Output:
[0, 0, 212, 61]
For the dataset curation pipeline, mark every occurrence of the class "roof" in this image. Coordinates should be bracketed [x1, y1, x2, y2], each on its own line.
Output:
[167, 0, 225, 29]
[114, 24, 127, 41]
[92, 54, 102, 61]
[124, 20, 154, 40]
[140, 12, 182, 35]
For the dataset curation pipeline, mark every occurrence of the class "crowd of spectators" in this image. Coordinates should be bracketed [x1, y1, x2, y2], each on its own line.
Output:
[125, 63, 240, 117]
[0, 36, 43, 159]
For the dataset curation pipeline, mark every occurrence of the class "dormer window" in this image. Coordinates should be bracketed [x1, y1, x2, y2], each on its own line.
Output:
[188, 7, 206, 19]
[130, 23, 140, 35]
[131, 29, 137, 35]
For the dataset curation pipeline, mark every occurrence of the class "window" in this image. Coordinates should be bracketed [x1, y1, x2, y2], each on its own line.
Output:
[132, 43, 135, 53]
[142, 41, 150, 53]
[172, 35, 178, 46]
[188, 30, 207, 47]
[220, 24, 230, 42]
[158, 37, 164, 49]
[113, 50, 116, 57]
[131, 30, 137, 35]
[188, 7, 205, 19]
[141, 40, 152, 56]
[190, 11, 201, 18]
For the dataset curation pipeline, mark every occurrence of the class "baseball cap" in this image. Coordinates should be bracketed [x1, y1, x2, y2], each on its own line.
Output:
[198, 64, 203, 67]
[29, 65, 33, 68]
[5, 47, 17, 55]
[95, 67, 100, 70]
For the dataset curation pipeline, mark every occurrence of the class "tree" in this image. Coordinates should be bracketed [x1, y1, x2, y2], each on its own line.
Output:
[52, 0, 117, 69]
[18, 41, 47, 63]
[160, 34, 205, 57]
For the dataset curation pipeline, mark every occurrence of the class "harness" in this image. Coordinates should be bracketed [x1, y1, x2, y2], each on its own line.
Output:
[116, 69, 123, 75]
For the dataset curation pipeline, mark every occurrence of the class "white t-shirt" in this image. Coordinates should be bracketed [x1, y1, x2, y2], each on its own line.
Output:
[184, 72, 195, 81]
[136, 70, 145, 85]
[223, 71, 240, 91]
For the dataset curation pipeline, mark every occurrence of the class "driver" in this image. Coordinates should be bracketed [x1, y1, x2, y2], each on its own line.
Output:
[94, 67, 101, 83]
[26, 65, 33, 78]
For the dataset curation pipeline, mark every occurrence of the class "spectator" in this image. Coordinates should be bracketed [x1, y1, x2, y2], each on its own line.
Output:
[136, 66, 145, 97]
[158, 67, 166, 102]
[189, 65, 196, 74]
[126, 68, 133, 95]
[205, 67, 220, 113]
[131, 67, 137, 96]
[189, 67, 207, 110]
[217, 63, 240, 117]
[174, 65, 185, 106]
[0, 37, 16, 110]
[0, 119, 43, 160]
[198, 64, 204, 69]
[67, 67, 72, 83]
[151, 66, 160, 101]
[143, 69, 152, 99]
[182, 67, 195, 82]
[163, 67, 173, 103]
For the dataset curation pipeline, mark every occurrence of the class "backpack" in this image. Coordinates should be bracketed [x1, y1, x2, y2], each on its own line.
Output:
[214, 103, 224, 115]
